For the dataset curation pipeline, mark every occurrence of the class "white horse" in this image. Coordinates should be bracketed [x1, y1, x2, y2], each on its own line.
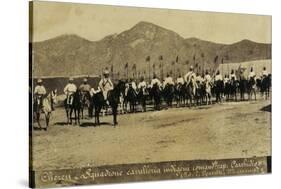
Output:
[33, 90, 57, 130]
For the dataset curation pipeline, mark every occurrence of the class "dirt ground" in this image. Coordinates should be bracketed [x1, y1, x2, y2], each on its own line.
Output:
[31, 99, 271, 171]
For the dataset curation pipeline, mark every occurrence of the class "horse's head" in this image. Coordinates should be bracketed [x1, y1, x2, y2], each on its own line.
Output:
[48, 89, 58, 105]
[115, 80, 126, 95]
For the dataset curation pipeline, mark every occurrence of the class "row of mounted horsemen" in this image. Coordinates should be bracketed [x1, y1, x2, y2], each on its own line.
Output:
[33, 65, 271, 130]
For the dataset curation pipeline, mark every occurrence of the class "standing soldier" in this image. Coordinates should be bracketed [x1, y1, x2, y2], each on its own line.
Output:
[34, 78, 47, 109]
[64, 77, 77, 105]
[99, 69, 114, 104]
[163, 73, 175, 88]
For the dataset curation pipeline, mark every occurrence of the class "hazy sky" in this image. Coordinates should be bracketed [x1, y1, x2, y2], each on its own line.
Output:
[32, 1, 271, 44]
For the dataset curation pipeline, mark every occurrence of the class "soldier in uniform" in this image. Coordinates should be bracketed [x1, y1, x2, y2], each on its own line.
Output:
[176, 74, 185, 85]
[34, 79, 47, 109]
[98, 69, 114, 104]
[64, 77, 77, 105]
[79, 78, 91, 93]
[163, 74, 175, 88]
[150, 73, 162, 88]
[184, 66, 196, 85]
[229, 69, 237, 81]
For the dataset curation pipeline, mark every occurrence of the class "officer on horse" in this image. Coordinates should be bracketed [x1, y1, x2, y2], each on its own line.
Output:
[34, 78, 47, 109]
[163, 73, 175, 88]
[64, 77, 77, 105]
[98, 68, 114, 105]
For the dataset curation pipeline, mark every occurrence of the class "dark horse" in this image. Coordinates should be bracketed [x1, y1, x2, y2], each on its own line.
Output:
[175, 83, 186, 107]
[126, 86, 138, 113]
[162, 84, 174, 108]
[91, 90, 104, 125]
[137, 86, 148, 112]
[239, 79, 248, 101]
[229, 79, 239, 101]
[92, 80, 125, 126]
[150, 83, 162, 110]
[214, 80, 224, 103]
[64, 90, 82, 125]
[260, 75, 271, 99]
[107, 81, 126, 126]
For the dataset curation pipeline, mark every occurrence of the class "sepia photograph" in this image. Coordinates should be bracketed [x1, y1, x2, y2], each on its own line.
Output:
[29, 1, 272, 188]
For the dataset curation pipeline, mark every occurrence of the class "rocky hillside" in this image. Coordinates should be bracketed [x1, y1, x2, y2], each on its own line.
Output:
[32, 21, 271, 78]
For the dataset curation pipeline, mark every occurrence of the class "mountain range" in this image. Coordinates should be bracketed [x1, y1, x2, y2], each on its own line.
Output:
[32, 21, 271, 78]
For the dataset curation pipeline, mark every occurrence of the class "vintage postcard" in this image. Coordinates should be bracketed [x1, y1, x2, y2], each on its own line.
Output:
[29, 1, 272, 188]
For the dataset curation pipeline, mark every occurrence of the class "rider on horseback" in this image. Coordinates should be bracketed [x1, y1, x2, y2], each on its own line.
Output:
[138, 76, 147, 94]
[261, 67, 268, 78]
[184, 66, 197, 87]
[34, 79, 47, 109]
[176, 74, 184, 85]
[79, 78, 91, 93]
[223, 74, 230, 85]
[151, 73, 162, 88]
[195, 72, 204, 85]
[64, 77, 77, 105]
[204, 70, 212, 83]
[99, 68, 114, 105]
[248, 67, 256, 80]
[230, 69, 237, 81]
[163, 73, 174, 88]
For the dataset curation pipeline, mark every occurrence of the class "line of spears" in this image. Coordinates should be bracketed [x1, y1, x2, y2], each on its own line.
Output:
[32, 65, 271, 131]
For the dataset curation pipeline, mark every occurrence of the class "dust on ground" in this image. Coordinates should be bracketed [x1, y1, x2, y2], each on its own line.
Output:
[31, 99, 271, 171]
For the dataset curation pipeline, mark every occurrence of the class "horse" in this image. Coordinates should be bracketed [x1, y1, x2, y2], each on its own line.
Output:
[195, 81, 204, 106]
[185, 78, 197, 107]
[137, 86, 149, 112]
[202, 80, 213, 105]
[99, 80, 125, 126]
[229, 79, 239, 101]
[261, 75, 271, 99]
[174, 83, 186, 107]
[64, 90, 82, 125]
[126, 85, 138, 113]
[91, 90, 104, 126]
[162, 84, 174, 108]
[150, 83, 162, 111]
[248, 77, 257, 101]
[239, 79, 248, 101]
[33, 90, 57, 131]
[214, 80, 224, 103]
[224, 81, 231, 101]
[80, 91, 91, 119]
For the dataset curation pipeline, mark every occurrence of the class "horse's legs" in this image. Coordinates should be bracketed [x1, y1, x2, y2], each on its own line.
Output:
[70, 108, 73, 124]
[112, 107, 117, 126]
[45, 113, 50, 131]
[36, 112, 41, 129]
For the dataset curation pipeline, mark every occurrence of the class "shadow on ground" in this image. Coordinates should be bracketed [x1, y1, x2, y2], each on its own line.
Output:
[260, 104, 271, 112]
